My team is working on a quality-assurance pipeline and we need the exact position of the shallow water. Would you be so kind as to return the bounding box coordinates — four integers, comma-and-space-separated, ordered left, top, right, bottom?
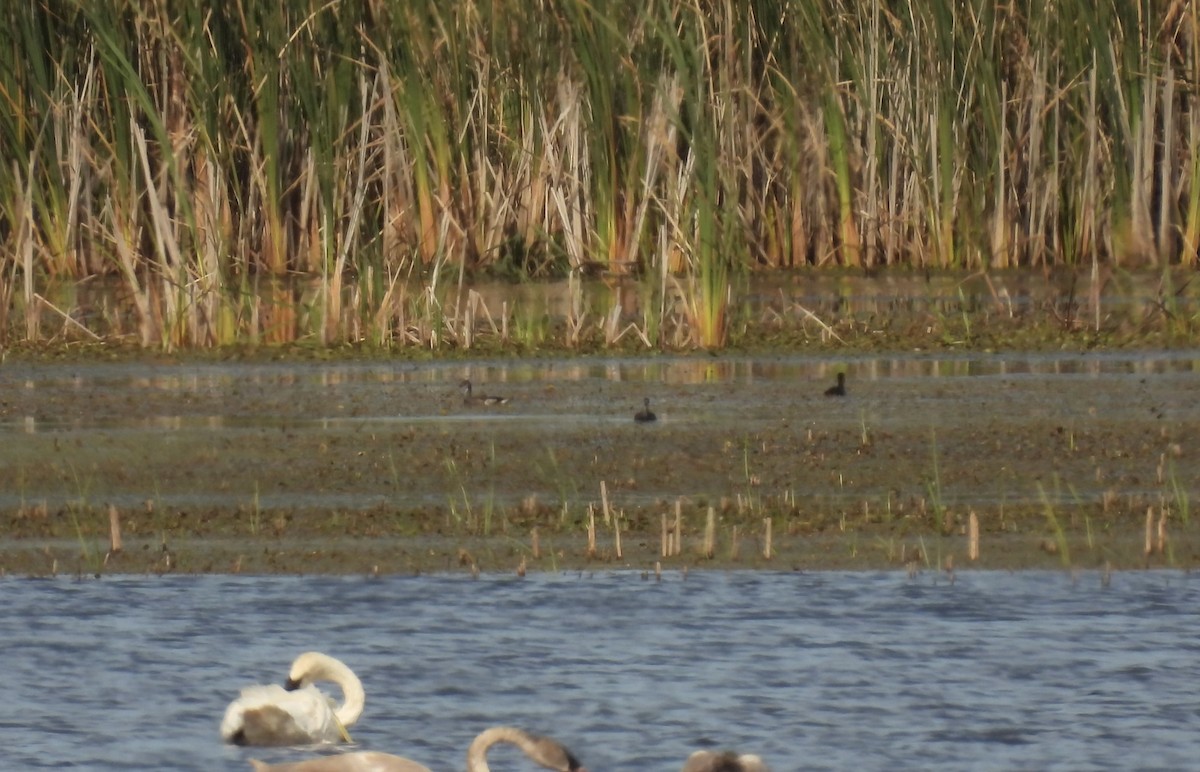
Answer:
1, 350, 1198, 513
4, 570, 1199, 771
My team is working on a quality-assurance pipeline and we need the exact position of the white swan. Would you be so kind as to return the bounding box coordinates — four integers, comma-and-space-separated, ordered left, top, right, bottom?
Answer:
248, 726, 587, 772
221, 652, 365, 746
681, 750, 771, 772
248, 753, 429, 772
466, 727, 586, 772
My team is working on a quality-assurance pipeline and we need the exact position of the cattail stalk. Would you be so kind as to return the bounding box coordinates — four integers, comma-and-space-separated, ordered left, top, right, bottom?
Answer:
703, 506, 715, 558
108, 504, 123, 554
673, 500, 683, 556
587, 506, 596, 558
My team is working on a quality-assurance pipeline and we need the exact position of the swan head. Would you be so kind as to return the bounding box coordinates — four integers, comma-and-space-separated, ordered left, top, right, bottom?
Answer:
284, 652, 346, 690
279, 652, 366, 734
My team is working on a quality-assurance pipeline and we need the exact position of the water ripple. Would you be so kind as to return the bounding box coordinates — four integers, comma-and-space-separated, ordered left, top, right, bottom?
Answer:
1, 571, 1198, 771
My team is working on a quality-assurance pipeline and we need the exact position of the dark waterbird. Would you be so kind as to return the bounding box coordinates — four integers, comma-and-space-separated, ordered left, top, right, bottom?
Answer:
824, 372, 847, 397
634, 397, 657, 423
460, 379, 509, 406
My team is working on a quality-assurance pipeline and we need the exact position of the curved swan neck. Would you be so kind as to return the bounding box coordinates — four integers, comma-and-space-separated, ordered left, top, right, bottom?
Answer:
289, 652, 365, 727
466, 727, 584, 772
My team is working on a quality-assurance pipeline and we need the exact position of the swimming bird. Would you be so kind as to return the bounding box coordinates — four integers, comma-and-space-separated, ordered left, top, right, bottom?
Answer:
221, 652, 365, 747
466, 727, 586, 772
681, 750, 771, 772
249, 753, 429, 772
248, 726, 587, 772
824, 372, 847, 397
634, 397, 656, 423
460, 379, 509, 406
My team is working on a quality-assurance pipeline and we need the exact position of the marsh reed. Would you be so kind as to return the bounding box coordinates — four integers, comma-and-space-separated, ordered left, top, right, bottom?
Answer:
107, 504, 122, 555
2, 0, 1197, 350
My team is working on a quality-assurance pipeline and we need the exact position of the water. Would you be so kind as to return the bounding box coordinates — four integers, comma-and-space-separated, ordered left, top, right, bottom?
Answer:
3, 570, 1198, 771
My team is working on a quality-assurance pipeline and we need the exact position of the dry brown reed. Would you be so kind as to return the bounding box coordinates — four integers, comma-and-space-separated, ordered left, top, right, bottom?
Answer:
673, 500, 683, 556
968, 511, 979, 561
600, 481, 611, 526
702, 507, 716, 559
3, 1, 1196, 351
586, 506, 597, 558
107, 504, 122, 555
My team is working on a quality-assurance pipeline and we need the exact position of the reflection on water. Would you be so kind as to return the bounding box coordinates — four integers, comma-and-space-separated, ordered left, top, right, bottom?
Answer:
2, 570, 1198, 771
0, 350, 1196, 514
4, 349, 1200, 427
14, 270, 1200, 353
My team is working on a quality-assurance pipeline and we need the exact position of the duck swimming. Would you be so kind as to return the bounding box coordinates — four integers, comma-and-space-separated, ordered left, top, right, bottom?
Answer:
824, 372, 847, 397
460, 379, 509, 406
634, 397, 656, 423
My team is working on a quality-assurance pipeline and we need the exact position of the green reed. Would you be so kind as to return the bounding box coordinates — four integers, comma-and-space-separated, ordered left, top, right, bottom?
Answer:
1, 0, 1197, 351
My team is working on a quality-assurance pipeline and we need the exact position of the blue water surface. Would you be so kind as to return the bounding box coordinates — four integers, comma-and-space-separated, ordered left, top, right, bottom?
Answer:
2, 570, 1198, 771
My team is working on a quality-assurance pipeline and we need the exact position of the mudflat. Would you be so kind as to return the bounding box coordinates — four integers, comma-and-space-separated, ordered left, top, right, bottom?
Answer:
1, 352, 1196, 576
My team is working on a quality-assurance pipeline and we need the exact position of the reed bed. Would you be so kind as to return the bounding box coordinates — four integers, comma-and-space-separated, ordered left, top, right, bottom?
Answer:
1, 0, 1197, 350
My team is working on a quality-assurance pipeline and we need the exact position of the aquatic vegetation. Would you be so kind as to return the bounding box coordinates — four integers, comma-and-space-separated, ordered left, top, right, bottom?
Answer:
1, 1, 1197, 351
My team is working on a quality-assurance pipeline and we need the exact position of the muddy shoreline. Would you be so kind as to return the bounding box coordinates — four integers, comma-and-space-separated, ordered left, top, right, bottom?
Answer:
1, 350, 1197, 577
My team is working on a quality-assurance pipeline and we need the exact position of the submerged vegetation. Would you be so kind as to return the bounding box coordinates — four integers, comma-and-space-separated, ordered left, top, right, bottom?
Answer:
0, 0, 1198, 350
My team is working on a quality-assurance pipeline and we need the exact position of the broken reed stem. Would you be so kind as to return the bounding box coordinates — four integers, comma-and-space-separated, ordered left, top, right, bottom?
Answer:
660, 512, 668, 557
1144, 506, 1154, 556
614, 512, 622, 559
1157, 507, 1167, 554
654, 560, 662, 580
108, 504, 123, 554
729, 525, 740, 561
600, 480, 611, 526
587, 505, 597, 558
531, 527, 540, 559
673, 499, 683, 556
763, 517, 773, 559
703, 506, 715, 558
517, 555, 526, 577
967, 510, 979, 561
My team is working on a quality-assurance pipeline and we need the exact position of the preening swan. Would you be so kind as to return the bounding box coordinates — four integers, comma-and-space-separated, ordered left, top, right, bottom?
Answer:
248, 727, 587, 772
221, 652, 365, 746
681, 750, 771, 772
